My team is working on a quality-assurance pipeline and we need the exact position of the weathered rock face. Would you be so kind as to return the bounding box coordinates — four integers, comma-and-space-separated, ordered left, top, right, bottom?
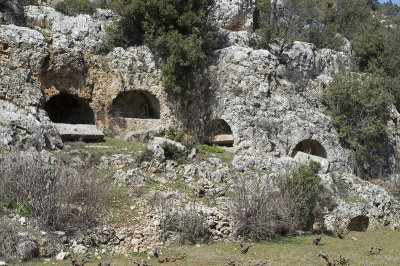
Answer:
0, 66, 62, 150
213, 0, 256, 31
24, 6, 114, 53
206, 42, 351, 170
322, 172, 400, 231
0, 24, 48, 73
0, 7, 175, 135
0, 0, 25, 25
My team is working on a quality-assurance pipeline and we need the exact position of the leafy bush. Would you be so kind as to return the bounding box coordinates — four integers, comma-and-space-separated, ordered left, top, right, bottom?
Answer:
54, 0, 96, 16
165, 126, 198, 149
252, 0, 372, 50
201, 144, 224, 153
322, 72, 393, 177
160, 209, 210, 245
0, 151, 107, 232
161, 142, 188, 164
21, 0, 38, 6
1, 199, 31, 217
109, 0, 222, 94
233, 161, 331, 240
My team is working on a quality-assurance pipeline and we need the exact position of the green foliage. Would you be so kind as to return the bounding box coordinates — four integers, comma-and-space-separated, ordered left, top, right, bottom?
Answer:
334, 0, 372, 40
251, 0, 374, 50
21, 0, 38, 6
322, 72, 393, 177
1, 199, 31, 217
161, 142, 188, 164
165, 126, 198, 149
109, 0, 222, 94
279, 161, 331, 229
201, 144, 224, 153
54, 0, 96, 16
233, 161, 331, 239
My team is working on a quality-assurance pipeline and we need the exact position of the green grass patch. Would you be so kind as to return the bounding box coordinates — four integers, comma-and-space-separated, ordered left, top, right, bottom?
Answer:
21, 228, 400, 265
201, 145, 224, 153
106, 186, 140, 227
84, 137, 147, 156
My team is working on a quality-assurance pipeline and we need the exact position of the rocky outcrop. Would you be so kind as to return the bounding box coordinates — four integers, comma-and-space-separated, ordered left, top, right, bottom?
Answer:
206, 42, 350, 170
0, 24, 48, 74
213, 0, 256, 31
24, 6, 114, 53
0, 66, 62, 150
322, 172, 400, 231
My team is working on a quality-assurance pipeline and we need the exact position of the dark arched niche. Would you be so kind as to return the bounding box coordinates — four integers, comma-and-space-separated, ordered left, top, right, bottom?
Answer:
207, 119, 234, 147
347, 216, 369, 232
110, 91, 160, 119
291, 139, 327, 158
44, 93, 95, 124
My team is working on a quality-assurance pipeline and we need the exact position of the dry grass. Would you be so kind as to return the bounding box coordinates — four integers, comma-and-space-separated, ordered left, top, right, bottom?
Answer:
22, 228, 400, 265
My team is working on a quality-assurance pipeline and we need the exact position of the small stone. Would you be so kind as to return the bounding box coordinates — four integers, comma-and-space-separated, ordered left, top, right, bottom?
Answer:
56, 251, 70, 261
351, 237, 358, 241
116, 233, 126, 240
131, 239, 142, 246
18, 217, 27, 226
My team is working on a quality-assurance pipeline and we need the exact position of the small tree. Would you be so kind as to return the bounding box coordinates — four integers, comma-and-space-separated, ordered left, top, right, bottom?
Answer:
109, 0, 222, 95
322, 72, 393, 177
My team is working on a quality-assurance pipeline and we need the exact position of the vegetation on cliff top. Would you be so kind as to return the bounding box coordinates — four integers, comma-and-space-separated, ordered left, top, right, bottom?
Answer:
108, 0, 222, 95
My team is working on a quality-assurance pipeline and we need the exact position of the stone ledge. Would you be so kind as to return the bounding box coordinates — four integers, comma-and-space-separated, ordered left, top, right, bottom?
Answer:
54, 123, 104, 142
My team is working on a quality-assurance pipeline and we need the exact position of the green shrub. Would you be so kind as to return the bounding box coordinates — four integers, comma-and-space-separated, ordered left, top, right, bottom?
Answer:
21, 0, 38, 6
201, 144, 224, 153
165, 126, 198, 149
1, 199, 31, 217
233, 161, 331, 240
54, 0, 96, 16
322, 72, 393, 177
161, 142, 188, 164
108, 0, 222, 95
279, 161, 331, 228
251, 0, 371, 50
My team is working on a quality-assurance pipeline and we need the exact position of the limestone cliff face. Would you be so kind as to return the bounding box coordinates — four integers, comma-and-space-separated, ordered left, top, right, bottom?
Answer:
1, 1, 400, 230
206, 42, 350, 171
0, 66, 62, 150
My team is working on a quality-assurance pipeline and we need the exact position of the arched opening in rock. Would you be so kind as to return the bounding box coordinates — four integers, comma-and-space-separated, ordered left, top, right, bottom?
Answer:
207, 119, 234, 147
291, 139, 327, 158
110, 91, 160, 119
347, 215, 369, 232
44, 93, 95, 124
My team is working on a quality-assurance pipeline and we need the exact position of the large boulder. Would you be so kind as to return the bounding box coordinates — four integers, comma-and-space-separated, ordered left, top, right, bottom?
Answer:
322, 172, 400, 231
0, 66, 62, 150
0, 25, 49, 74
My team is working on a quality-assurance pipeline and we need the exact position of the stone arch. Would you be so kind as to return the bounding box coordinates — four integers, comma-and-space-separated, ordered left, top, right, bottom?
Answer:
206, 119, 234, 147
44, 93, 95, 124
347, 215, 369, 232
110, 90, 160, 119
291, 139, 327, 158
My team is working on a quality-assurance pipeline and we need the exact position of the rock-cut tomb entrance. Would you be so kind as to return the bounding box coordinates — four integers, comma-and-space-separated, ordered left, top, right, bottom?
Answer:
207, 119, 234, 147
291, 139, 327, 158
44, 93, 95, 124
110, 90, 160, 119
